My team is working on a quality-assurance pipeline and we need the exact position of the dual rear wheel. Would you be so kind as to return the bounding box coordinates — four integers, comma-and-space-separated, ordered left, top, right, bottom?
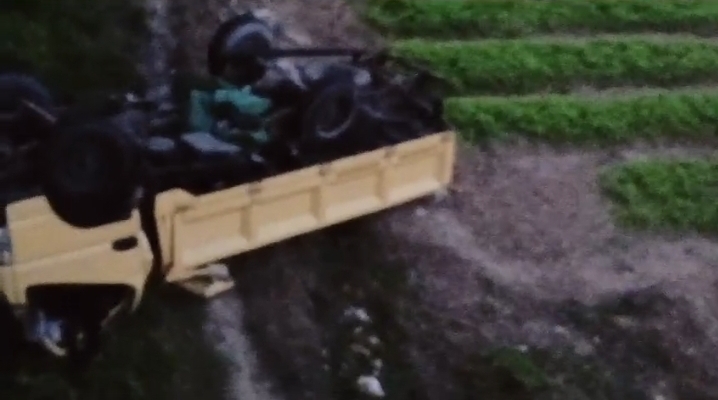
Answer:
0, 73, 140, 227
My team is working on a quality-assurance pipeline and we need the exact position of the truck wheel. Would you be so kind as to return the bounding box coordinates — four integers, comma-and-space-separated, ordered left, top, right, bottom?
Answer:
207, 13, 273, 78
301, 83, 359, 143
42, 122, 141, 228
0, 73, 55, 138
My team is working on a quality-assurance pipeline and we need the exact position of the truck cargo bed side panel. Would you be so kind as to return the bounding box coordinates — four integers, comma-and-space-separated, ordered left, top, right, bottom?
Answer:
158, 131, 456, 281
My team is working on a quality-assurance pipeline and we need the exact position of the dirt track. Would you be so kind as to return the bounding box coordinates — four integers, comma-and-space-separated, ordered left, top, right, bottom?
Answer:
166, 1, 718, 399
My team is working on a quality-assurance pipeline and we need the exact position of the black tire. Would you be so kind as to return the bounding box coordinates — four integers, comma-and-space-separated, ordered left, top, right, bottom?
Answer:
301, 83, 360, 144
356, 101, 425, 143
207, 13, 273, 78
41, 122, 141, 228
0, 73, 55, 139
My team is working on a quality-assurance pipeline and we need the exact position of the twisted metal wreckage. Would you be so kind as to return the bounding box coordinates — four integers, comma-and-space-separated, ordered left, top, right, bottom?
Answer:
0, 12, 456, 367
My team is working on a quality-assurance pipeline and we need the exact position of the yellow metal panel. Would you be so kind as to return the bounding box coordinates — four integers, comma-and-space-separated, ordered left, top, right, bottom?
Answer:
8, 235, 153, 308
157, 131, 457, 282
251, 166, 321, 200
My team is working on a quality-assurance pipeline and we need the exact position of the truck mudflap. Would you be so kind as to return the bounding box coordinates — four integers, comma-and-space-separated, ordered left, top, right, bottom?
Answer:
0, 195, 153, 309
155, 130, 456, 282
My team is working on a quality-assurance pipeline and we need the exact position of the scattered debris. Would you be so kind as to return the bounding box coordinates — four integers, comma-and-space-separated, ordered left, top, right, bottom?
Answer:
356, 375, 385, 398
343, 306, 372, 324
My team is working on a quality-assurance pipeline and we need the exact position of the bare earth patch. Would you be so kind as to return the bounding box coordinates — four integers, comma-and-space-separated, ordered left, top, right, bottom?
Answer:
381, 143, 718, 399
409, 143, 718, 303
169, 0, 381, 75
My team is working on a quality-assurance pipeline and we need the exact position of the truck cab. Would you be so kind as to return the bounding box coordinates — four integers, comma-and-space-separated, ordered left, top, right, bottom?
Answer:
0, 195, 153, 358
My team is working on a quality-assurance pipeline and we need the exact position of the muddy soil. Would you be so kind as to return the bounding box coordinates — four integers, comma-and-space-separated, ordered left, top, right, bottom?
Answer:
169, 0, 381, 76
165, 1, 718, 399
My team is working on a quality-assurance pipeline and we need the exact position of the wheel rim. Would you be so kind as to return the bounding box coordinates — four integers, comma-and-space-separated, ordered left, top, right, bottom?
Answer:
315, 94, 355, 140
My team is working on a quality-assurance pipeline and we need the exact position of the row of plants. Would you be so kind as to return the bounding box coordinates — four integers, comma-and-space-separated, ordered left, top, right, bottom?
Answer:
365, 0, 718, 39
394, 37, 718, 95
445, 90, 718, 144
600, 159, 718, 233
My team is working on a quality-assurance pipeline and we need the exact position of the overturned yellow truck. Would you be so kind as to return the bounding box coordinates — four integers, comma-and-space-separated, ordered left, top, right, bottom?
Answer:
2, 129, 455, 358
0, 12, 456, 364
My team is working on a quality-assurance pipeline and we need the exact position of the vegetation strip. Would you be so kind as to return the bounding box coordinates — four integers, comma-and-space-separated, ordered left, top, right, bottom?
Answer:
445, 90, 718, 144
365, 0, 718, 39
600, 159, 718, 233
393, 38, 718, 95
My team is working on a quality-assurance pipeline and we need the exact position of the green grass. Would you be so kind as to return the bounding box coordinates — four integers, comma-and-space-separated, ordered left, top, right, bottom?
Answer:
0, 0, 148, 98
600, 159, 718, 233
365, 0, 718, 39
445, 90, 718, 144
0, 291, 229, 400
393, 37, 718, 95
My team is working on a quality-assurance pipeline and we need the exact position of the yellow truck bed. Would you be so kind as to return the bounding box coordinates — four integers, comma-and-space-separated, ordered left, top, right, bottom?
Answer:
0, 130, 456, 308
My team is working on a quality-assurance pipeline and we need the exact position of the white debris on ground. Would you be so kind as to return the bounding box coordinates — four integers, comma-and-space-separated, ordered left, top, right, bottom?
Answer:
343, 306, 372, 324
357, 375, 385, 398
335, 304, 386, 398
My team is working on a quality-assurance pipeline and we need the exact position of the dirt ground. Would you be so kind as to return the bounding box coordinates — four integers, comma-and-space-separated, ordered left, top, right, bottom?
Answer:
382, 143, 718, 399
165, 1, 718, 399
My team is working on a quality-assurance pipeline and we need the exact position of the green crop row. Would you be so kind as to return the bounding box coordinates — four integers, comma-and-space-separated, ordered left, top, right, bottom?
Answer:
365, 0, 718, 39
393, 38, 718, 95
445, 90, 718, 144
600, 159, 718, 233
